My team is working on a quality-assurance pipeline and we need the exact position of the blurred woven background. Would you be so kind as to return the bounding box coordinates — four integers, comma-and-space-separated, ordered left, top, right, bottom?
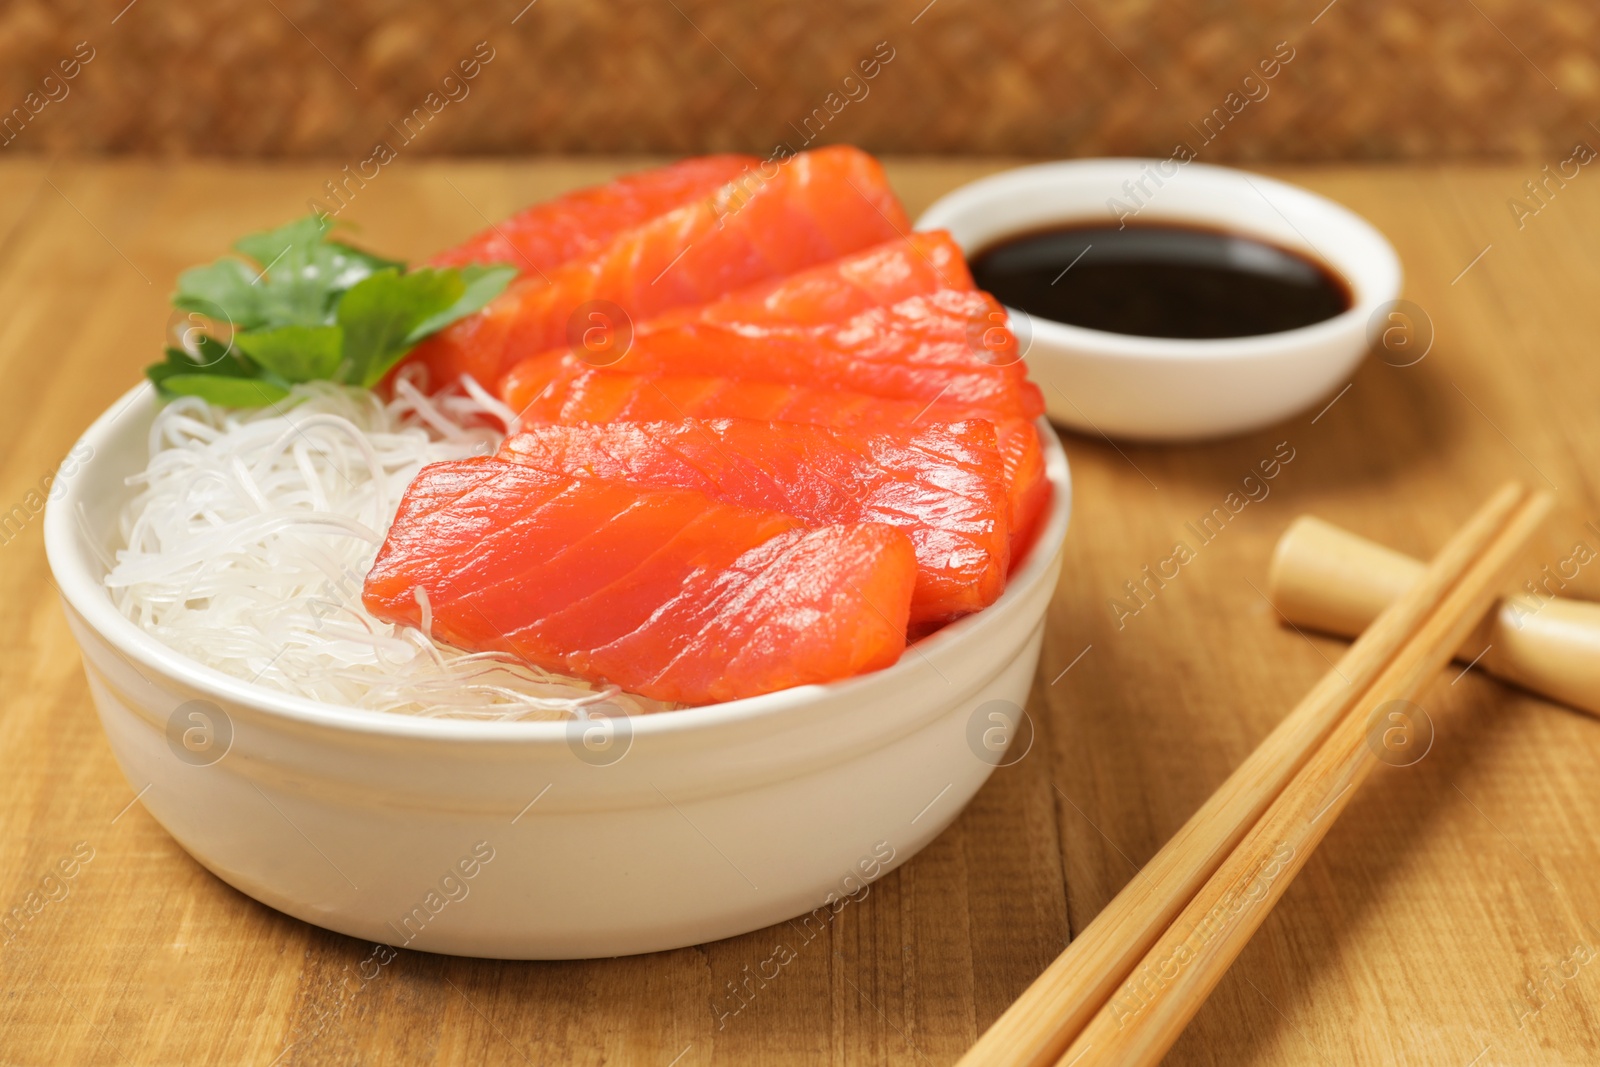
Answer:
0, 0, 1593, 160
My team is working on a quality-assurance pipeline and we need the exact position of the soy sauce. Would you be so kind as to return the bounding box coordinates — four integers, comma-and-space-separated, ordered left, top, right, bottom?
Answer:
970, 222, 1351, 339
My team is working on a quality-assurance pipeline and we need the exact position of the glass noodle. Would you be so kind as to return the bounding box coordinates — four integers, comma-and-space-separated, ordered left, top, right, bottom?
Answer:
104, 370, 670, 720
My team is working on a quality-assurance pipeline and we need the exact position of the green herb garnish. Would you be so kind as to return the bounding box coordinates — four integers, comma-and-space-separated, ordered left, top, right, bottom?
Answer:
146, 216, 515, 406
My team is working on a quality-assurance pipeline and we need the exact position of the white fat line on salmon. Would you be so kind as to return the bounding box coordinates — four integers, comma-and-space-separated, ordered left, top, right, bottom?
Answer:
649, 245, 694, 286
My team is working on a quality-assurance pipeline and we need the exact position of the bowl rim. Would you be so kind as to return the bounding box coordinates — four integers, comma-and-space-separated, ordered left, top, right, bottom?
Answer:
44, 383, 1073, 744
916, 157, 1403, 362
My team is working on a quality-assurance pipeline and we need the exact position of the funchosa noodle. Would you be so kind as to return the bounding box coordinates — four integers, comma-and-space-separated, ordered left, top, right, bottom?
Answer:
104, 370, 668, 720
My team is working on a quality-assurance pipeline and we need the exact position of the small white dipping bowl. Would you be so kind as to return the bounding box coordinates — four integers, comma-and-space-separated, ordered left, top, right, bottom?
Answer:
44, 384, 1072, 959
918, 159, 1403, 441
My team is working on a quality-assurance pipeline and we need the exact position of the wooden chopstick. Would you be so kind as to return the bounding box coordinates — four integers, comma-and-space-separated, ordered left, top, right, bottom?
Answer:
1054, 486, 1552, 1066
956, 482, 1536, 1067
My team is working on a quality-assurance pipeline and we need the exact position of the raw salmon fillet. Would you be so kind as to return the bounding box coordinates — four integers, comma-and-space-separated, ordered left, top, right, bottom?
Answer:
499, 419, 1009, 622
646, 230, 973, 330
501, 289, 1045, 421
425, 155, 756, 274
409, 146, 912, 389
510, 366, 1051, 566
362, 458, 917, 704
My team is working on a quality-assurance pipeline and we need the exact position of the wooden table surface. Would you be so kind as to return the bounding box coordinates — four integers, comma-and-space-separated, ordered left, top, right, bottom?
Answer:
2, 158, 1598, 1066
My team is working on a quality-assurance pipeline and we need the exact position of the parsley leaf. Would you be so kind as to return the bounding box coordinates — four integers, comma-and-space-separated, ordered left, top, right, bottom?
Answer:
147, 216, 514, 406
406, 265, 517, 344
147, 343, 292, 406
334, 265, 517, 388
233, 325, 346, 384
173, 258, 266, 331
158, 375, 293, 407
338, 268, 463, 388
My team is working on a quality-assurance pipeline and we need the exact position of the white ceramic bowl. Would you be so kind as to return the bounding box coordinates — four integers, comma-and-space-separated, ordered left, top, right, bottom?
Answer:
44, 385, 1072, 959
918, 159, 1403, 441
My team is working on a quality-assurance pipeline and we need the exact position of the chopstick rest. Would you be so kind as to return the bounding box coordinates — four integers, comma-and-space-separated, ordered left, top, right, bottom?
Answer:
957, 483, 1548, 1067
1268, 516, 1600, 717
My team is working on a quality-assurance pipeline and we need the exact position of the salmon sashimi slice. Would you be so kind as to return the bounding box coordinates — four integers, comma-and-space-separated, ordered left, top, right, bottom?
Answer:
645, 230, 973, 330
498, 418, 1009, 622
581, 518, 916, 705
996, 418, 1051, 565
509, 365, 1050, 567
501, 289, 1044, 421
425, 155, 756, 274
408, 145, 912, 390
362, 458, 916, 705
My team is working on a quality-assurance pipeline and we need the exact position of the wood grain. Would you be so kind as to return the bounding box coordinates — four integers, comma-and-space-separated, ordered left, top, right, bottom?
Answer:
1058, 486, 1551, 1066
1, 158, 1598, 1066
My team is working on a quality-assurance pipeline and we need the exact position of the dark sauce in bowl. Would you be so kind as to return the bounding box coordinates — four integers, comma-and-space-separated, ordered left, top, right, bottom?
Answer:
969, 222, 1352, 340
